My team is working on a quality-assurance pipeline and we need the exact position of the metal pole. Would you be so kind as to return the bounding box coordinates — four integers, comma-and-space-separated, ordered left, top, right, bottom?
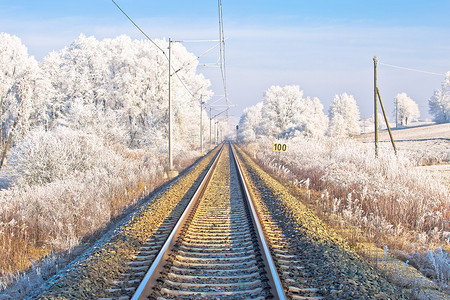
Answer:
215, 121, 218, 144
168, 38, 174, 170
373, 56, 379, 157
210, 107, 212, 145
200, 96, 203, 153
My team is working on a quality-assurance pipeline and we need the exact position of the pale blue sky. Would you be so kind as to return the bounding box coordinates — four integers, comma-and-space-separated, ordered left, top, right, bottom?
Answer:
1, 0, 449, 120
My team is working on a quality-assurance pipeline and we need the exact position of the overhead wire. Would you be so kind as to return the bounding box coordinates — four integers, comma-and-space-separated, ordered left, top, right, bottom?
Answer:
378, 61, 445, 77
111, 0, 166, 55
112, 0, 231, 119
175, 39, 221, 43
173, 41, 223, 75
171, 41, 227, 98
112, 0, 199, 98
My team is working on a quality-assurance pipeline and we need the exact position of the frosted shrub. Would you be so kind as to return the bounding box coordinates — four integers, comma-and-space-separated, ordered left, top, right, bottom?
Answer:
242, 136, 450, 288
425, 249, 450, 289
9, 127, 120, 187
0, 142, 170, 288
18, 175, 110, 249
402, 248, 450, 292
243, 136, 449, 246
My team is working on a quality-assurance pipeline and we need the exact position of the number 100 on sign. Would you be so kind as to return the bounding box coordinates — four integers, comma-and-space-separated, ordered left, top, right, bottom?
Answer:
273, 142, 287, 152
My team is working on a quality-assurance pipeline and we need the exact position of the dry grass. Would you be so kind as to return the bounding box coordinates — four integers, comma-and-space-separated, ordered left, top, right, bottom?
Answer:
240, 134, 450, 292
0, 172, 158, 280
0, 146, 203, 290
356, 122, 450, 165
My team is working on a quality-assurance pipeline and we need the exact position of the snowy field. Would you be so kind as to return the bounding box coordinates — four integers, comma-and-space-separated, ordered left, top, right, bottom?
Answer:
356, 123, 450, 185
357, 122, 450, 142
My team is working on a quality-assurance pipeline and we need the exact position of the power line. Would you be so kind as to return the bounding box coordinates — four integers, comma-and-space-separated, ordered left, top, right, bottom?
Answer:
378, 61, 445, 77
173, 41, 222, 75
112, 0, 229, 112
111, 0, 195, 98
111, 0, 165, 54
175, 39, 221, 43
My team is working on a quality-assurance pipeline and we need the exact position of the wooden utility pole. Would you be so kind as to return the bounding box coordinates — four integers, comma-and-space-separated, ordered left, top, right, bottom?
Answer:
373, 56, 379, 157
373, 56, 397, 156
377, 88, 397, 155
168, 38, 173, 171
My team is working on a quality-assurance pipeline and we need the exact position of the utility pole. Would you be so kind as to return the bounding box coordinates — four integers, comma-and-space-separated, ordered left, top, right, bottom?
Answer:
373, 56, 379, 157
215, 120, 218, 144
373, 56, 397, 156
209, 106, 212, 146
167, 38, 178, 177
377, 88, 397, 155
200, 95, 204, 154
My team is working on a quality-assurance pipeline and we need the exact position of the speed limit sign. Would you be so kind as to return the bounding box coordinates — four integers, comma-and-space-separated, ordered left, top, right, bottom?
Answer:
273, 142, 287, 152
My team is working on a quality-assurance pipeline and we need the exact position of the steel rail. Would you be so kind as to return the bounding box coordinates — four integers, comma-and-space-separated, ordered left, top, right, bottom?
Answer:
131, 144, 224, 300
131, 142, 286, 299
230, 143, 287, 300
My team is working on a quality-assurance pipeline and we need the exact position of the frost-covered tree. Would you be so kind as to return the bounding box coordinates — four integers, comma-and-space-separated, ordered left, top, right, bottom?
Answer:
289, 96, 328, 138
0, 33, 48, 168
429, 72, 450, 123
328, 93, 361, 137
259, 85, 328, 139
1, 33, 213, 183
40, 34, 212, 149
395, 92, 420, 126
259, 85, 302, 137
238, 102, 263, 143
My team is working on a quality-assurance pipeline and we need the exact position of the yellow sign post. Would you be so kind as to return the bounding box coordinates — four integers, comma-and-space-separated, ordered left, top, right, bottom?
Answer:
273, 142, 287, 172
273, 142, 287, 152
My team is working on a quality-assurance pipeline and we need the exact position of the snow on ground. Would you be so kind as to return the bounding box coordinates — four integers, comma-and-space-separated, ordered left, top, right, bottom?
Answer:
358, 122, 450, 141
417, 164, 450, 188
356, 123, 450, 165
356, 122, 450, 186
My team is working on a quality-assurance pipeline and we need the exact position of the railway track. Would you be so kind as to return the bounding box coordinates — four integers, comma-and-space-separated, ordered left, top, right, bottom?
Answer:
102, 143, 285, 299
96, 142, 405, 300
31, 142, 405, 299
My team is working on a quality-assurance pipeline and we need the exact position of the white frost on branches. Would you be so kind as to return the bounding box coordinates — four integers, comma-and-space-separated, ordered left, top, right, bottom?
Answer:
0, 33, 47, 142
237, 102, 263, 143
328, 93, 361, 137
429, 72, 450, 123
0, 32, 213, 185
395, 92, 420, 126
40, 34, 212, 149
238, 85, 328, 142
0, 32, 214, 264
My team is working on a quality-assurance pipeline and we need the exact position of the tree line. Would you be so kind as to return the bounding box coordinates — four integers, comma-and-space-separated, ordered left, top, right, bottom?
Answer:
238, 75, 450, 143
0, 33, 214, 185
